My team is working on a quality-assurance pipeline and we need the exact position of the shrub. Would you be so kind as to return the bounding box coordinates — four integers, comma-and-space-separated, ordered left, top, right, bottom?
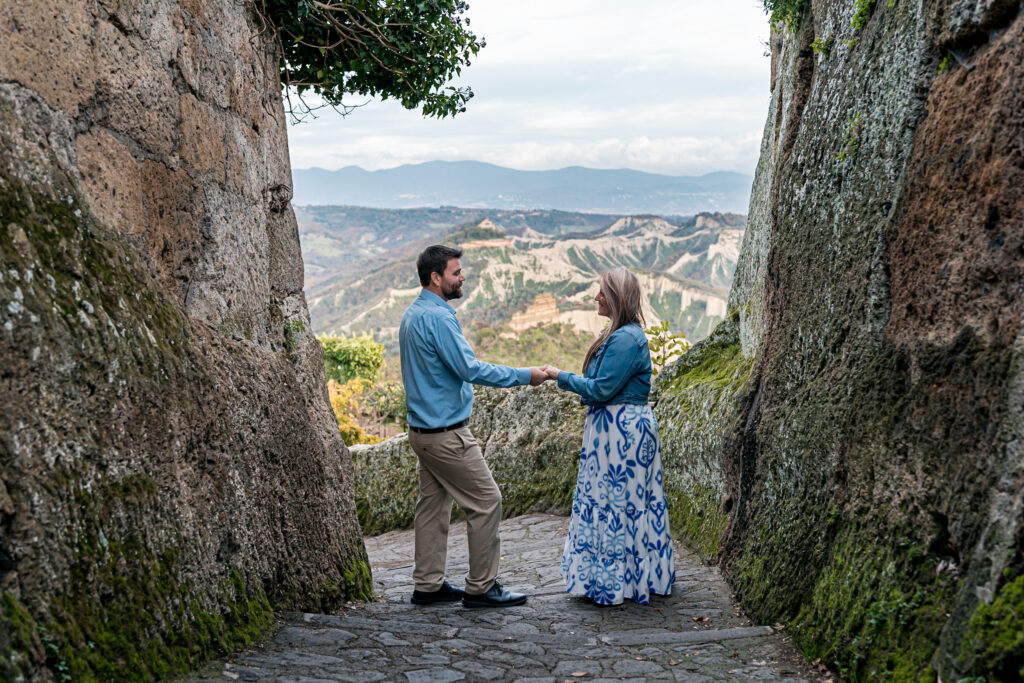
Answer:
762, 0, 810, 31
328, 378, 381, 446
319, 333, 385, 383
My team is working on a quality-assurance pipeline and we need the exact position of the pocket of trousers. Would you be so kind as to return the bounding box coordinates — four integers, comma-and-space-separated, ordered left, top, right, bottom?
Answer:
453, 427, 478, 454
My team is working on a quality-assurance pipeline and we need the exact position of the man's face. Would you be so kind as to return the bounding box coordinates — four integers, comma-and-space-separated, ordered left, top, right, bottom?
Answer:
438, 258, 465, 300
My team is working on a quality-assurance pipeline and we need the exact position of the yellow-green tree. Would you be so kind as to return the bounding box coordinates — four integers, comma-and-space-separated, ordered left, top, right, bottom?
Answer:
646, 320, 691, 375
319, 332, 406, 444
327, 378, 381, 446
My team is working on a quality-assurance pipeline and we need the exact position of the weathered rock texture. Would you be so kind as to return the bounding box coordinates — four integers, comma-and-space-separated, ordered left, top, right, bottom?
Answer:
650, 312, 753, 562
660, 0, 1024, 679
0, 1, 369, 679
352, 383, 586, 536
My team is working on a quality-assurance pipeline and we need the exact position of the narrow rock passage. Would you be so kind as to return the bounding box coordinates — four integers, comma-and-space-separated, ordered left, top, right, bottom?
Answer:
193, 515, 824, 682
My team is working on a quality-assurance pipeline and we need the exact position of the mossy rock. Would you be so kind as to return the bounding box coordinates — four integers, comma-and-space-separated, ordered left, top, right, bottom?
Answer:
957, 574, 1024, 679
653, 312, 753, 561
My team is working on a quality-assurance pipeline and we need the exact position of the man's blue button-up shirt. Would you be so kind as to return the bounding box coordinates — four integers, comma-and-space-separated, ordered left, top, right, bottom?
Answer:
400, 290, 530, 429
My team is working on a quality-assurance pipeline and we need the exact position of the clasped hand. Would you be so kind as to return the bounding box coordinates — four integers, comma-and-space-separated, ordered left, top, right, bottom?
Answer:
528, 364, 562, 386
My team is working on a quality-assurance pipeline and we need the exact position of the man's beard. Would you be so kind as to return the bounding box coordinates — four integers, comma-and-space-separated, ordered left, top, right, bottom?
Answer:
442, 282, 463, 300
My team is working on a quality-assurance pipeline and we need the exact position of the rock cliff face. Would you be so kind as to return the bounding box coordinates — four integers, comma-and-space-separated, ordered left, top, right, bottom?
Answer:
659, 0, 1024, 678
0, 1, 368, 679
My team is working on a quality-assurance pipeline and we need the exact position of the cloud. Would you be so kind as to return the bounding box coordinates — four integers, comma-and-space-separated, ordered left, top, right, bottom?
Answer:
286, 0, 773, 177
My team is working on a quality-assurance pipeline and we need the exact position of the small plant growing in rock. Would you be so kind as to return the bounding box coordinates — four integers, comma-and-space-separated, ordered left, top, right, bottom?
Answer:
39, 628, 71, 683
938, 52, 953, 75
811, 36, 835, 56
850, 0, 897, 32
283, 319, 305, 350
761, 0, 810, 31
835, 112, 864, 162
851, 0, 878, 30
646, 320, 691, 376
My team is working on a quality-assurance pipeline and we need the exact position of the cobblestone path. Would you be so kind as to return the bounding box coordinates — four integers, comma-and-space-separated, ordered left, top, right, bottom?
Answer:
193, 515, 824, 682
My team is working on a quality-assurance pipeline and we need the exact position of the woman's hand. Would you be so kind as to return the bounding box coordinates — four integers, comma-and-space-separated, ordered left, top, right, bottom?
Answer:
541, 365, 561, 380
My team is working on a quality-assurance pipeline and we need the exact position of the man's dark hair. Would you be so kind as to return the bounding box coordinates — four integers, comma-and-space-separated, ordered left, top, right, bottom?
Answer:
417, 245, 463, 287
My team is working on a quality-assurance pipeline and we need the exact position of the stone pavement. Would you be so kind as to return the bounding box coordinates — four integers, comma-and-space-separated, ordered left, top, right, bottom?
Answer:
192, 515, 826, 682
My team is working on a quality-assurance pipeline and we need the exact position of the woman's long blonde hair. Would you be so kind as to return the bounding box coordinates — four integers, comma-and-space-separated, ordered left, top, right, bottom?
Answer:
582, 267, 646, 372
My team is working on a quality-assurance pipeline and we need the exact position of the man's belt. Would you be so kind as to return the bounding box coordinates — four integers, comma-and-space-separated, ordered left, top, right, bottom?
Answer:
409, 419, 469, 434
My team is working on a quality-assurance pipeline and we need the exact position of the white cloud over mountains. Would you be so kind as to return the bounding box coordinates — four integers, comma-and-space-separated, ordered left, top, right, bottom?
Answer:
286, 0, 772, 177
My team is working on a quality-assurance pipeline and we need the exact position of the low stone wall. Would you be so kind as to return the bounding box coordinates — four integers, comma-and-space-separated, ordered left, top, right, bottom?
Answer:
352, 383, 586, 535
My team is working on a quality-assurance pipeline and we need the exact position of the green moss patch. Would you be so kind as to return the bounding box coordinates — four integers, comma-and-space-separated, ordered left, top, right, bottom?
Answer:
2, 534, 276, 683
668, 484, 730, 560
342, 559, 376, 603
786, 521, 957, 680
1, 593, 43, 680
655, 312, 753, 560
957, 574, 1024, 679
665, 341, 753, 395
48, 478, 278, 681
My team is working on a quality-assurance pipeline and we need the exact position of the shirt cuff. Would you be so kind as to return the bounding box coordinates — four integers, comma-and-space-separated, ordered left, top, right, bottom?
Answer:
557, 371, 573, 390
516, 367, 532, 385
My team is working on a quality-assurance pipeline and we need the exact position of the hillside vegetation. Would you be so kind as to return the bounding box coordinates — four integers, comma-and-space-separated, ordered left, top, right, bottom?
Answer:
304, 211, 744, 357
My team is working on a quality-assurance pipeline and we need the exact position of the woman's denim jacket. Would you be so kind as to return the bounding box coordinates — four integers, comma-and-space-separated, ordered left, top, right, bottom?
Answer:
557, 322, 651, 407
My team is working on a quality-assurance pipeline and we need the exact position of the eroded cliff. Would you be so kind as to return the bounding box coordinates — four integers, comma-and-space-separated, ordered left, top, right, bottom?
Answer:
660, 0, 1023, 678
0, 1, 368, 679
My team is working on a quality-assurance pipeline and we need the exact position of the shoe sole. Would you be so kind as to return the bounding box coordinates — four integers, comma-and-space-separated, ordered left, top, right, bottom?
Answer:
461, 597, 528, 608
410, 596, 464, 605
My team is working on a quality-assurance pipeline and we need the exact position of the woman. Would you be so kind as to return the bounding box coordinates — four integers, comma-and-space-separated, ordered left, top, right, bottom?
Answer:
542, 267, 675, 605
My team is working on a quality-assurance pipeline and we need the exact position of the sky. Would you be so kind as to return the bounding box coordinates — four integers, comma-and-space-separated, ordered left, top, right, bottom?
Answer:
285, 0, 773, 177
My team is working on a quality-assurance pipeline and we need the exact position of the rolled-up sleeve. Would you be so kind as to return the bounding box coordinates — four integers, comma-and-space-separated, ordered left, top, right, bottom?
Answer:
434, 314, 531, 387
557, 331, 640, 403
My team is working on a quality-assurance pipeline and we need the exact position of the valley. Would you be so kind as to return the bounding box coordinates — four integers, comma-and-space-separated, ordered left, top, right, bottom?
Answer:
299, 208, 745, 358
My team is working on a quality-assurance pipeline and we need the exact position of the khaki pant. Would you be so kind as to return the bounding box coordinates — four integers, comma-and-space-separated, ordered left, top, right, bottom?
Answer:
407, 426, 501, 596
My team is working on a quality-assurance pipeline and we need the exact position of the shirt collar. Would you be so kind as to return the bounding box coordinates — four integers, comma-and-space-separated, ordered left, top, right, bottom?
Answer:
418, 289, 456, 313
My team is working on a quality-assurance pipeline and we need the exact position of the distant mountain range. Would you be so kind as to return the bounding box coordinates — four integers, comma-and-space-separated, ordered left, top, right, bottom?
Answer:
291, 161, 753, 215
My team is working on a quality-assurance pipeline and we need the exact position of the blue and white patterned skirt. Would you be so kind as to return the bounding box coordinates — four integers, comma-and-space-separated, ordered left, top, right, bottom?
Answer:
561, 403, 675, 605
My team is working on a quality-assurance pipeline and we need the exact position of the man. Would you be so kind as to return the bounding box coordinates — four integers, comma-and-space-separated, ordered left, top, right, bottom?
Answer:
399, 245, 547, 608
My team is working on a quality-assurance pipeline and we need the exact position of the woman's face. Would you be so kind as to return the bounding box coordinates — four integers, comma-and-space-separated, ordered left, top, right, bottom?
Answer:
596, 287, 611, 318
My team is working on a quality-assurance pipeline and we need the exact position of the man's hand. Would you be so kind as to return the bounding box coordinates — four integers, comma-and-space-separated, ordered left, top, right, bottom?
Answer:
541, 364, 561, 380
529, 367, 550, 386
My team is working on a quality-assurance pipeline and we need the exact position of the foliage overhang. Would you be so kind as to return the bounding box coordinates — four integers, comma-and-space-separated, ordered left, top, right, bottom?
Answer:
254, 0, 485, 119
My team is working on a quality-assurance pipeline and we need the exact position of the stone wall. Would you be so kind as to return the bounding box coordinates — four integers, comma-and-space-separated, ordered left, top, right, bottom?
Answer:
662, 0, 1024, 679
352, 383, 585, 536
0, 1, 368, 679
